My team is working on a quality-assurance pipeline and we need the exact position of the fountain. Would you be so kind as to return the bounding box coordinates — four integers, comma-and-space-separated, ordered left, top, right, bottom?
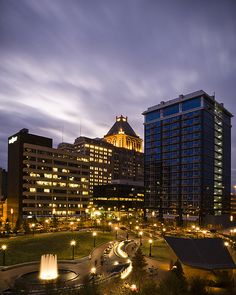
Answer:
39, 254, 58, 280
13, 254, 78, 291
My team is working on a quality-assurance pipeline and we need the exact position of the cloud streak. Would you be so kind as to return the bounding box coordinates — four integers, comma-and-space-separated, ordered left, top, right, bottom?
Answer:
0, 0, 236, 186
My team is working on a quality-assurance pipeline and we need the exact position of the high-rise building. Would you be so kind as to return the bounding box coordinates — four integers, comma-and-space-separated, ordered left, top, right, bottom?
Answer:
0, 167, 7, 200
73, 137, 113, 194
59, 115, 144, 195
104, 115, 143, 152
143, 90, 232, 224
8, 129, 89, 220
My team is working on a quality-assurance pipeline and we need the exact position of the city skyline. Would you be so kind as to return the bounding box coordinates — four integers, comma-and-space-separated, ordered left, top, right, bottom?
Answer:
1, 0, 236, 185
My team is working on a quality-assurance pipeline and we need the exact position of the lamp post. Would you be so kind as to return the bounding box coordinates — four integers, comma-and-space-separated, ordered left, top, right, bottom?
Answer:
70, 240, 76, 260
162, 227, 166, 236
129, 221, 132, 230
91, 267, 96, 284
126, 231, 129, 240
31, 223, 35, 236
135, 225, 139, 236
139, 231, 143, 245
93, 232, 97, 247
149, 239, 153, 257
1, 244, 7, 266
115, 226, 118, 240
10, 208, 14, 227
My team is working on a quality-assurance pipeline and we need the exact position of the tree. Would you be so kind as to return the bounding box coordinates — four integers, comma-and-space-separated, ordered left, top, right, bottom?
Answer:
157, 271, 188, 295
171, 259, 184, 280
13, 218, 22, 233
131, 247, 147, 290
22, 219, 30, 234
4, 217, 11, 234
79, 274, 101, 295
52, 214, 59, 230
140, 280, 159, 295
188, 277, 208, 295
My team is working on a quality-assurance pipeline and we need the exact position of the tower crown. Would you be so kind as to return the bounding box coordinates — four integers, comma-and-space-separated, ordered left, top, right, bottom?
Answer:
105, 115, 138, 138
104, 115, 142, 152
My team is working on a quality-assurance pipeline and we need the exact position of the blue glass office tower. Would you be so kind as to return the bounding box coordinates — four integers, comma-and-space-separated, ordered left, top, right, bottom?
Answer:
143, 90, 232, 225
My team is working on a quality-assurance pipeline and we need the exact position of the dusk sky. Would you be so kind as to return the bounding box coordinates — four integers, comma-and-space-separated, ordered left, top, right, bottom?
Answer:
1, 0, 236, 185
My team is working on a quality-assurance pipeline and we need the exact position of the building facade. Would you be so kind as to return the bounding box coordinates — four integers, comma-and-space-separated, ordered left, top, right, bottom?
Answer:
104, 115, 143, 152
143, 90, 232, 224
93, 183, 144, 212
0, 167, 7, 200
8, 129, 89, 220
73, 137, 113, 194
59, 115, 144, 195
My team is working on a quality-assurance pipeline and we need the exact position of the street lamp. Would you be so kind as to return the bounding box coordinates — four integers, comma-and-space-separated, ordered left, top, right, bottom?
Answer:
162, 228, 166, 235
70, 240, 76, 260
93, 232, 97, 247
224, 241, 229, 247
130, 284, 137, 292
1, 244, 7, 266
139, 231, 143, 245
129, 222, 132, 230
149, 239, 153, 257
10, 208, 14, 227
90, 267, 96, 283
31, 223, 35, 236
115, 226, 118, 239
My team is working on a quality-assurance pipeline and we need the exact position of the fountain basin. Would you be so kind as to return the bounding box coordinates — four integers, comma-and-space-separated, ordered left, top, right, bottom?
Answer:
16, 269, 78, 285
14, 269, 78, 291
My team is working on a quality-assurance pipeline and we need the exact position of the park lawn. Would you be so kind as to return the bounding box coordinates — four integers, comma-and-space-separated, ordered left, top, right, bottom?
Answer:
0, 231, 114, 266
142, 238, 172, 262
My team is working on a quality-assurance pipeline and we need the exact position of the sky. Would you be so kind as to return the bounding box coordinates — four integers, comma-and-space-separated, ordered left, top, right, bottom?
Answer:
0, 0, 236, 185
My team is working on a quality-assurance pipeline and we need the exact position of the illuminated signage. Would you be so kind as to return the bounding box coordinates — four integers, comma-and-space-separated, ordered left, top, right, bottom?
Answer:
9, 136, 18, 144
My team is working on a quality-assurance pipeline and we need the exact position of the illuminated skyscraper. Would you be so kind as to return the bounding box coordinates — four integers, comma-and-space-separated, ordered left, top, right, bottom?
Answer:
143, 90, 232, 225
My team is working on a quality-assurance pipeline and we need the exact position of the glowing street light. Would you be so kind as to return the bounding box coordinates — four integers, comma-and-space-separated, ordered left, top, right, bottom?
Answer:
162, 228, 166, 235
70, 240, 76, 260
31, 223, 35, 236
1, 244, 7, 266
224, 241, 229, 247
92, 232, 97, 247
10, 208, 14, 226
129, 221, 132, 230
149, 239, 153, 257
90, 267, 96, 283
130, 284, 137, 292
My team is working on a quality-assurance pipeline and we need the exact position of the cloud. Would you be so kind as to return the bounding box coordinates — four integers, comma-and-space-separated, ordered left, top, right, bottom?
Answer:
0, 0, 236, 185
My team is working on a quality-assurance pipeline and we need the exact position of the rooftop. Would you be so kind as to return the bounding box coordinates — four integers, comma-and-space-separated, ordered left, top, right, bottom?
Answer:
143, 90, 233, 117
165, 236, 235, 270
105, 115, 139, 138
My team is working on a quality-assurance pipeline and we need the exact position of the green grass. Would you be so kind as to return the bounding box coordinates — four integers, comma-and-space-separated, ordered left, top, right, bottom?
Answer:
141, 238, 172, 262
0, 231, 114, 266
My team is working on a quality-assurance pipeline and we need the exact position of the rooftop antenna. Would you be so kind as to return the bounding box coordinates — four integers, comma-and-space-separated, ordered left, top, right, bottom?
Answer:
61, 125, 64, 143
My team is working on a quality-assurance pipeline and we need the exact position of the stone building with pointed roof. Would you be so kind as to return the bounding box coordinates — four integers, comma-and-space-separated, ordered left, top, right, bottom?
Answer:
104, 115, 143, 152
